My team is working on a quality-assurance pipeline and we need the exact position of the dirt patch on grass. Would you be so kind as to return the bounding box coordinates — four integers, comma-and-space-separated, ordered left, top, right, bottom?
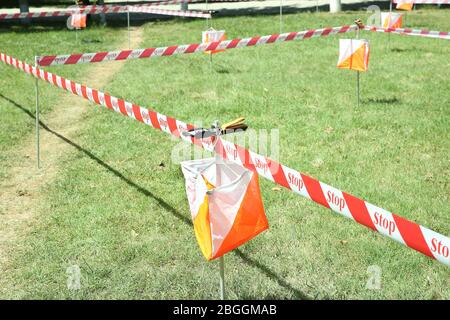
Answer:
0, 28, 144, 277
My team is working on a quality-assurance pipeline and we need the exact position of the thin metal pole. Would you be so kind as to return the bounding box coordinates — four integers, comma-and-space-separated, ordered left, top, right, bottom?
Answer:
219, 256, 225, 300
316, 0, 319, 13
206, 0, 210, 29
34, 56, 40, 168
388, 0, 392, 48
357, 70, 360, 108
355, 29, 360, 108
127, 2, 130, 49
213, 132, 225, 301
279, 0, 283, 34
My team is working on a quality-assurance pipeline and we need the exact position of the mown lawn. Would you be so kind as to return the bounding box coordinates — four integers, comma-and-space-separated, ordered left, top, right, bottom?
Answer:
0, 9, 449, 299
0, 24, 128, 180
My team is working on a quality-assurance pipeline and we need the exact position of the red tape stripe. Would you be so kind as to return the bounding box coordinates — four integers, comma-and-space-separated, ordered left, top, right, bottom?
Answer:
343, 192, 377, 231
393, 214, 434, 258
301, 174, 330, 209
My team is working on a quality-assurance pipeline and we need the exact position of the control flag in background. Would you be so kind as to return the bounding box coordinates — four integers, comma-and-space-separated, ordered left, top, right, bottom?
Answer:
381, 12, 403, 28
202, 29, 227, 55
396, 2, 414, 11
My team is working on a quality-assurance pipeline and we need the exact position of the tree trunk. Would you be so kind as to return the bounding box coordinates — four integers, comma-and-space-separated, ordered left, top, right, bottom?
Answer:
19, 0, 30, 25
329, 0, 341, 13
19, 0, 29, 13
181, 0, 189, 11
97, 0, 106, 25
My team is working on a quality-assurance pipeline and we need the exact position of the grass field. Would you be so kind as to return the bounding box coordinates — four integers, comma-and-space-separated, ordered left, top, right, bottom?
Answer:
0, 25, 128, 180
0, 8, 449, 299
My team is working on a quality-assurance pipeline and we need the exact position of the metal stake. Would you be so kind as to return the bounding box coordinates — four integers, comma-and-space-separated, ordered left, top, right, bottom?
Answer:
219, 255, 225, 300
206, 0, 210, 29
355, 29, 360, 108
209, 52, 213, 70
34, 56, 40, 168
279, 0, 283, 34
357, 70, 360, 108
388, 0, 392, 48
213, 138, 225, 301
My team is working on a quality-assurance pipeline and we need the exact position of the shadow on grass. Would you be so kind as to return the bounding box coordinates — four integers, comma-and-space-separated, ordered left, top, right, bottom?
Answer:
366, 97, 400, 104
389, 47, 421, 53
0, 92, 310, 300
233, 248, 310, 299
215, 67, 231, 74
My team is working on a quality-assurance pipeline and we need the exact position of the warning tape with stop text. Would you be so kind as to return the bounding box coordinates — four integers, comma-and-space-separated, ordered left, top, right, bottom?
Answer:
1, 51, 448, 267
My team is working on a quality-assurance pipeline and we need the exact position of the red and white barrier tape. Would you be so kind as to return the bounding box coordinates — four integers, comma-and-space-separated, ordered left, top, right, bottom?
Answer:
74, 0, 242, 10
128, 6, 211, 18
364, 26, 450, 40
1, 51, 448, 267
393, 0, 449, 4
76, 1, 192, 10
0, 10, 71, 20
36, 25, 358, 66
0, 4, 209, 21
207, 0, 257, 1
0, 5, 128, 20
72, 0, 252, 12
194, 0, 255, 2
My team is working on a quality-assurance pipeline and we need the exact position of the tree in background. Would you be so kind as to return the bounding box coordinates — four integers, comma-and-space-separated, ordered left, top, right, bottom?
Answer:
19, 0, 29, 13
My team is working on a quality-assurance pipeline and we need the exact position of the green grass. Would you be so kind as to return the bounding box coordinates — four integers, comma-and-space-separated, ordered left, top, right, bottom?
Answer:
0, 9, 449, 299
0, 24, 128, 180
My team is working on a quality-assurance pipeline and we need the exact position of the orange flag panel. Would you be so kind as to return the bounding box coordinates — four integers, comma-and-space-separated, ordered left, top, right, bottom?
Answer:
337, 39, 370, 72
396, 2, 414, 11
202, 29, 227, 55
182, 158, 269, 261
70, 14, 87, 29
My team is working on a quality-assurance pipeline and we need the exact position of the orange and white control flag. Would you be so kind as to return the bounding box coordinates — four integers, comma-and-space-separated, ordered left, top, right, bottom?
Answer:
381, 12, 403, 29
70, 13, 87, 29
202, 29, 226, 55
337, 39, 370, 72
396, 2, 414, 11
181, 158, 269, 261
